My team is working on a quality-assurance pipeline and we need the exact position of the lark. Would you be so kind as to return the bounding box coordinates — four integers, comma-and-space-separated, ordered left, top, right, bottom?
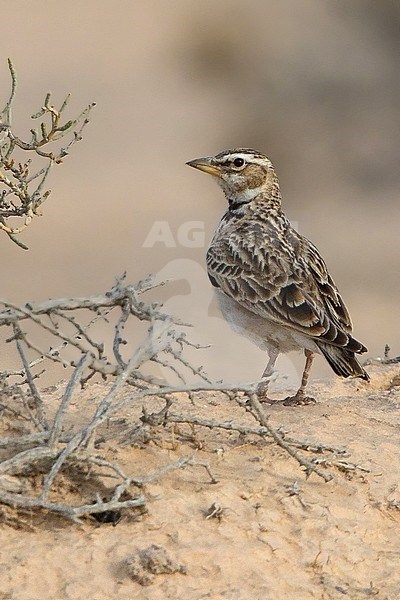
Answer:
187, 148, 369, 405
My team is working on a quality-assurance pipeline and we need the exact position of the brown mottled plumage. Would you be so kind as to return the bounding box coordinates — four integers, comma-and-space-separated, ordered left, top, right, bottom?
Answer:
187, 148, 369, 405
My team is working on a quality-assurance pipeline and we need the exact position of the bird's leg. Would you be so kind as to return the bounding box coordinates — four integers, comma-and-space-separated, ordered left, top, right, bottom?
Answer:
283, 349, 317, 406
298, 349, 314, 394
256, 347, 279, 402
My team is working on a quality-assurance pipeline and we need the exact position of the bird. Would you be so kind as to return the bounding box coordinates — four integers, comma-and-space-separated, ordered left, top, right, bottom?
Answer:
186, 148, 369, 405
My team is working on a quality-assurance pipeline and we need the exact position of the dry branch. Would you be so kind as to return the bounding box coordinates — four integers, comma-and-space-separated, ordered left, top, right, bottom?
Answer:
245, 394, 333, 482
164, 413, 347, 455
0, 59, 95, 247
0, 275, 351, 522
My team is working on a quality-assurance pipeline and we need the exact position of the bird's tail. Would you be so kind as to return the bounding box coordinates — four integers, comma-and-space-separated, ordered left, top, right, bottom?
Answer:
317, 342, 370, 381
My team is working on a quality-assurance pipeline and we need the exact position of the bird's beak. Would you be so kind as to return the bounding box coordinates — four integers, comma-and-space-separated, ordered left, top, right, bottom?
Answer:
186, 156, 221, 177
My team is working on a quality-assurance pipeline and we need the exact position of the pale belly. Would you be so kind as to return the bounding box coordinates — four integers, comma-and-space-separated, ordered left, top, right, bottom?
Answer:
214, 289, 319, 356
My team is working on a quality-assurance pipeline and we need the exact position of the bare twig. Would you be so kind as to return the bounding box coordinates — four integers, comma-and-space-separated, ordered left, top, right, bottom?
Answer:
0, 59, 94, 247
13, 323, 48, 429
0, 275, 352, 522
0, 488, 146, 524
246, 394, 333, 482
165, 413, 346, 455
47, 353, 91, 448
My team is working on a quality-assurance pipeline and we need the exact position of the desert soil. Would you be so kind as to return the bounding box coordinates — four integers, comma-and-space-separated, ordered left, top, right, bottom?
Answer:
0, 363, 400, 600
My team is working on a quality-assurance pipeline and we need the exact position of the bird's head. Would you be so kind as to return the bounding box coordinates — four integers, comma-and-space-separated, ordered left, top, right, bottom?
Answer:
186, 148, 281, 208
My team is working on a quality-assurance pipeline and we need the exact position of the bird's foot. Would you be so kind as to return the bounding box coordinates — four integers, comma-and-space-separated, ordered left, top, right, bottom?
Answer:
255, 379, 276, 403
257, 395, 277, 404
282, 393, 316, 406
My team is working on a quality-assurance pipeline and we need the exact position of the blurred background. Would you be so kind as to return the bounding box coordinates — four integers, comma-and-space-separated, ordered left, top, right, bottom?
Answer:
1, 0, 399, 388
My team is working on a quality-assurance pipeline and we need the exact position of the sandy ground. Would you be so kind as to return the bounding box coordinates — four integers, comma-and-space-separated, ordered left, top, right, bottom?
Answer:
0, 362, 400, 600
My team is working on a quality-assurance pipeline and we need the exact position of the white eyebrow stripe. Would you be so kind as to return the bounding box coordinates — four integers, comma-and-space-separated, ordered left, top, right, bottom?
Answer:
218, 153, 254, 162
217, 153, 273, 168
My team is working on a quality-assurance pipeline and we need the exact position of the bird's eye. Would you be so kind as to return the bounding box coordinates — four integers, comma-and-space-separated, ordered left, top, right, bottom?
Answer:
233, 157, 245, 168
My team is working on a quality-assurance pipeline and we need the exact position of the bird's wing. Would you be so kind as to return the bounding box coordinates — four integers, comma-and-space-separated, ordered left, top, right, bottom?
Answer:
207, 227, 365, 352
